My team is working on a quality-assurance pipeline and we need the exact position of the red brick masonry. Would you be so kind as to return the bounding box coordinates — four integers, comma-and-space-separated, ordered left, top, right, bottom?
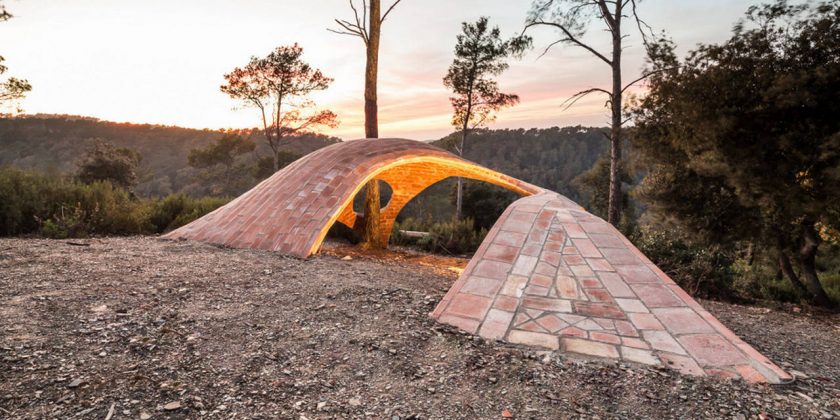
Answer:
164, 139, 538, 256
165, 139, 791, 384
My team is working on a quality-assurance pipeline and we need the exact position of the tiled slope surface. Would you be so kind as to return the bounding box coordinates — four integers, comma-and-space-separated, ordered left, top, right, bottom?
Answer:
431, 191, 792, 384
163, 139, 540, 257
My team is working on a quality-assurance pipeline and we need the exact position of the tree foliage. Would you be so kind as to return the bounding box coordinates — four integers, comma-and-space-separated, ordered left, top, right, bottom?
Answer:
0, 4, 31, 112
632, 0, 840, 306
221, 44, 338, 171
76, 140, 142, 191
573, 153, 634, 230
444, 17, 527, 139
443, 16, 528, 219
187, 134, 258, 196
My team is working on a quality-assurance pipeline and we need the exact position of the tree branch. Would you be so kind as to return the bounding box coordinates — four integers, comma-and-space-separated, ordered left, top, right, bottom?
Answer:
328, 0, 369, 43
327, 19, 365, 38
630, 0, 655, 49
381, 0, 403, 22
620, 66, 678, 93
596, 0, 617, 33
524, 20, 612, 65
560, 87, 611, 112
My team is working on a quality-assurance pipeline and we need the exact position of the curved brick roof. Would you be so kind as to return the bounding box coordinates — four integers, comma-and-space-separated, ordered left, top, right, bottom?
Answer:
163, 138, 541, 256
165, 138, 791, 383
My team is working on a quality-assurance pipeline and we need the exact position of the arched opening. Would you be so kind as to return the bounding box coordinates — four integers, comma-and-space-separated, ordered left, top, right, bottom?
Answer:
321, 156, 538, 252
396, 178, 519, 230
388, 177, 521, 254
312, 153, 541, 257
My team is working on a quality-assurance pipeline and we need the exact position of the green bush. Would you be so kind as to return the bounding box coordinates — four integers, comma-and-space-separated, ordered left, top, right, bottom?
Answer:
0, 167, 228, 238
631, 229, 735, 299
148, 194, 230, 232
823, 273, 840, 305
729, 258, 800, 304
393, 217, 487, 255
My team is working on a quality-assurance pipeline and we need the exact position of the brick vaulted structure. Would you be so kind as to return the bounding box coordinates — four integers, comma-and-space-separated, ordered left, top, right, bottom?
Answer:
165, 138, 792, 384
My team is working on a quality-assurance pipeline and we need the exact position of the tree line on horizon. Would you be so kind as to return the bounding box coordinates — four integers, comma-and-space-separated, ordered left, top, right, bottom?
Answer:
1, 0, 839, 307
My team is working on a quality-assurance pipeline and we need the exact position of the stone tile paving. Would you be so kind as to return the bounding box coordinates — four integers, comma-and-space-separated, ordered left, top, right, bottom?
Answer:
431, 191, 792, 384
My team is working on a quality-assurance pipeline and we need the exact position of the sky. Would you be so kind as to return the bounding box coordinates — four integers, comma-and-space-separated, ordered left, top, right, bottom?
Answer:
0, 0, 760, 140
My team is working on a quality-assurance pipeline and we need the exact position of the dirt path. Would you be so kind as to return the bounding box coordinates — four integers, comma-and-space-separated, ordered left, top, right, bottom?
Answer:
1, 237, 838, 419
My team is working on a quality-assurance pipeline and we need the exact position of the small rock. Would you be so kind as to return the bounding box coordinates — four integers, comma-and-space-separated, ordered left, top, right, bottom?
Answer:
163, 401, 181, 411
349, 397, 362, 407
341, 256, 353, 261
791, 370, 810, 379
67, 378, 85, 388
317, 401, 327, 411
502, 408, 513, 418
140, 413, 151, 420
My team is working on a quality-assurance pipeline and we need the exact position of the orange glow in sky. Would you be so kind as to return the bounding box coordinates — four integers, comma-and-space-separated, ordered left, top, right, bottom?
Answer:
1, 0, 756, 140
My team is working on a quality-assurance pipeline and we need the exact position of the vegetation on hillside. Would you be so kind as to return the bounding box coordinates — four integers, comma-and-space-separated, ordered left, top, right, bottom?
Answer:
0, 115, 339, 197
0, 166, 228, 238
523, 0, 655, 227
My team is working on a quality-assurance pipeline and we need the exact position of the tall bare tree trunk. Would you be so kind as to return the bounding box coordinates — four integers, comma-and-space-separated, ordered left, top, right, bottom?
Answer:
362, 0, 385, 249
798, 220, 833, 307
606, 2, 622, 227
455, 127, 467, 220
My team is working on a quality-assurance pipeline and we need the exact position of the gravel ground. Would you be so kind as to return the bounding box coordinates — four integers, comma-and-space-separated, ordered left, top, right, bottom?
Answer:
0, 237, 838, 419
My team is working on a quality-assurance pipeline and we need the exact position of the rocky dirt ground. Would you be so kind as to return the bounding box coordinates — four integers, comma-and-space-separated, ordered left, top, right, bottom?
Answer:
1, 237, 838, 419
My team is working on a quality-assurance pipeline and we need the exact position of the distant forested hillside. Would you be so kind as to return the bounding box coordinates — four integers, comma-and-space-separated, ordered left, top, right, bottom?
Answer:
0, 116, 607, 203
0, 115, 339, 196
434, 126, 609, 198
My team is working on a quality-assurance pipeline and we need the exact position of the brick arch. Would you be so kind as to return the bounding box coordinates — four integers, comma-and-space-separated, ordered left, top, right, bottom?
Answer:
163, 138, 542, 257
333, 156, 543, 248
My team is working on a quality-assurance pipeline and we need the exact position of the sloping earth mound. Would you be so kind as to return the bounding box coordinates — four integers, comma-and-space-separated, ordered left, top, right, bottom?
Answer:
0, 237, 838, 419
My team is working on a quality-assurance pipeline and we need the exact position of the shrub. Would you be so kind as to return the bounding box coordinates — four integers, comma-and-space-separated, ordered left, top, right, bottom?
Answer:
393, 217, 486, 255
148, 194, 230, 233
729, 258, 800, 304
0, 167, 54, 235
0, 167, 228, 238
631, 228, 735, 299
823, 273, 840, 305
